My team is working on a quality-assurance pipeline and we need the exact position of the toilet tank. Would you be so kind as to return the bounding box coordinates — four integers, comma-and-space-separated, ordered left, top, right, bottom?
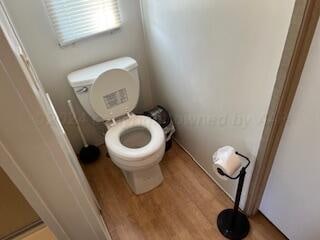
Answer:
68, 57, 139, 122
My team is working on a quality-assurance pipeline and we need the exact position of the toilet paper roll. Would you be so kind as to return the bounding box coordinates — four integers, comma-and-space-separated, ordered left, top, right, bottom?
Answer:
213, 146, 241, 179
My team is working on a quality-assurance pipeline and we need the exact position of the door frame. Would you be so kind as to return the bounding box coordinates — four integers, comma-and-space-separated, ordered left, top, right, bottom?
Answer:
0, 3, 112, 239
245, 0, 320, 215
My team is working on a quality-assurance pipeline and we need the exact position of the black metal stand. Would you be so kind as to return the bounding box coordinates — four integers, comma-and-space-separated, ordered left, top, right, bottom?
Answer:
216, 152, 251, 240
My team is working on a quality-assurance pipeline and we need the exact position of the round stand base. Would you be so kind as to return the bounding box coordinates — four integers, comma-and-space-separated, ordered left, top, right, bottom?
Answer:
217, 209, 250, 240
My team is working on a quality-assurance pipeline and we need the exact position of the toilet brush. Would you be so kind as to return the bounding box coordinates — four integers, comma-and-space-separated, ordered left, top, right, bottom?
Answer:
68, 100, 100, 163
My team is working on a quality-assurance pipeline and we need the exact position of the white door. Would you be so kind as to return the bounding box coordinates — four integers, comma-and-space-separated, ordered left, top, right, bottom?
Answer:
260, 20, 320, 240
45, 93, 102, 213
0, 2, 101, 215
0, 4, 108, 238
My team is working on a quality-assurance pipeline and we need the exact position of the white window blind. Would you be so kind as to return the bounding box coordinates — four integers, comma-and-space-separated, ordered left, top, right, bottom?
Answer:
44, 0, 121, 46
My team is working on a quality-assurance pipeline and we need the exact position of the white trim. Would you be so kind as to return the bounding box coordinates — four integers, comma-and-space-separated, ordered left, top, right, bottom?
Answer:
173, 138, 235, 202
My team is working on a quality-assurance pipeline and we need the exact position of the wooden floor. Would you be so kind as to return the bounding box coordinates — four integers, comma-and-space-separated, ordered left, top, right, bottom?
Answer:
83, 142, 286, 240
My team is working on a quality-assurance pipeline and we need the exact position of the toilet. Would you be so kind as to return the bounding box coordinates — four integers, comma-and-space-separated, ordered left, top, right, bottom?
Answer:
68, 57, 165, 194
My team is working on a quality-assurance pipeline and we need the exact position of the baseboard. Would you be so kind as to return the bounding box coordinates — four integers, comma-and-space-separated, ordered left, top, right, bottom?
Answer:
1, 219, 44, 240
173, 138, 235, 202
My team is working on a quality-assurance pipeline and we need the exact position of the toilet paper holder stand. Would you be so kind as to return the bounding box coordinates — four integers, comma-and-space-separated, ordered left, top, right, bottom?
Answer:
216, 152, 251, 240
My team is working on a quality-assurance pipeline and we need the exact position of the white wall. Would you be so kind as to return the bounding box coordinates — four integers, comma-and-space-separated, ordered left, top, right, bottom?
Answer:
141, 0, 295, 203
3, 0, 153, 152
260, 20, 320, 240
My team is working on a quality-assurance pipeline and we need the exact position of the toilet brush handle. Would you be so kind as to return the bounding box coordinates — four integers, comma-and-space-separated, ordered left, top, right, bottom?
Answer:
68, 100, 88, 147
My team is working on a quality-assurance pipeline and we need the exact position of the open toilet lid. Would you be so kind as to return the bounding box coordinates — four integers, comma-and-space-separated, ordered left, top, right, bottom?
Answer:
89, 69, 139, 121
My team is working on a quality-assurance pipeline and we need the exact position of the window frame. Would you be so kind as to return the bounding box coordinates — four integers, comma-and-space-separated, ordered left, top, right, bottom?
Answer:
43, 0, 122, 47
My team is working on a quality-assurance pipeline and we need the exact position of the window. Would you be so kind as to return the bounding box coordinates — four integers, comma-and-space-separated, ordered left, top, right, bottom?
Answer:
44, 0, 121, 46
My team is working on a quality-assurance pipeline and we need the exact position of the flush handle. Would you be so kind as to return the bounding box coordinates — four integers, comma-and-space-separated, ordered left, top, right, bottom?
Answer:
76, 87, 88, 93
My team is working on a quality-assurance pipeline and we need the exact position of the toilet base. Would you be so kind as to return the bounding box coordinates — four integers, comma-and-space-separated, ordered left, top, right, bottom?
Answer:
122, 164, 163, 194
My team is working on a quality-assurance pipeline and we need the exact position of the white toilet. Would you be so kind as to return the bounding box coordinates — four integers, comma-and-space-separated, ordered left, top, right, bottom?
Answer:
68, 57, 165, 194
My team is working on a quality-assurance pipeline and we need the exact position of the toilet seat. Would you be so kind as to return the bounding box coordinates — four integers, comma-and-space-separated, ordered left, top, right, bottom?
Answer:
105, 115, 165, 162
89, 69, 139, 121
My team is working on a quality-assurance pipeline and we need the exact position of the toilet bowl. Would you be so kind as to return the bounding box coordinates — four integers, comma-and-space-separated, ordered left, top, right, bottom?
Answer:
106, 115, 165, 194
68, 57, 166, 194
